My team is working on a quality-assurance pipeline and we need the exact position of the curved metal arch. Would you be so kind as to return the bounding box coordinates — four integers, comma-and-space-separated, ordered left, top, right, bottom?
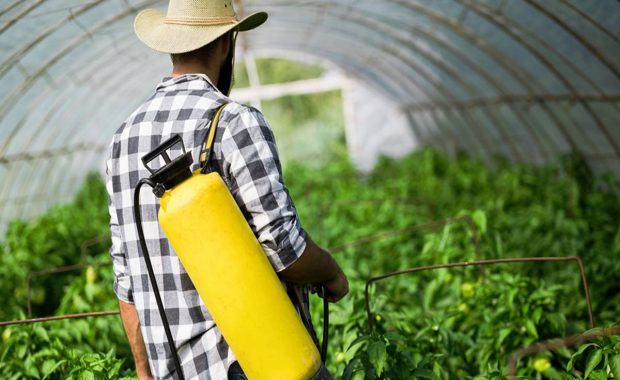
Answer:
260, 1, 580, 160
453, 0, 620, 157
51, 62, 160, 151
260, 29, 496, 156
391, 0, 606, 157
272, 5, 592, 161
400, 23, 561, 159
4, 13, 438, 175
8, 45, 148, 155
0, 33, 143, 161
334, 2, 565, 160
257, 44, 486, 159
259, 41, 479, 155
524, 0, 619, 80
21, 48, 156, 155
0, 0, 25, 18
0, 41, 148, 209
0, 0, 106, 81
558, 0, 620, 45
3, 30, 138, 159
256, 28, 439, 101
299, 6, 548, 161
455, 0, 608, 93
258, 26, 507, 155
0, 0, 46, 34
19, 150, 98, 220
0, 0, 158, 144
265, 0, 535, 92
1, 141, 106, 222
296, 42, 492, 159
37, 149, 104, 220
273, 16, 474, 98
17, 5, 536, 171
0, 41, 142, 158
4, 0, 600, 162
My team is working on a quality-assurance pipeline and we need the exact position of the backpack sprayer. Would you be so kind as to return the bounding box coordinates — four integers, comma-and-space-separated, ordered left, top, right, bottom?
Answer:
133, 104, 328, 380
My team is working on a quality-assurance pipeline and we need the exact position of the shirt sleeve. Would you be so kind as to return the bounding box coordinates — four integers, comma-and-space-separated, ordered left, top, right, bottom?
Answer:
217, 104, 307, 272
106, 157, 134, 304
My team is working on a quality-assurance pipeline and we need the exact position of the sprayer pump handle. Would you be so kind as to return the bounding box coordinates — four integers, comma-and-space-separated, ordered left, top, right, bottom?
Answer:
141, 134, 193, 196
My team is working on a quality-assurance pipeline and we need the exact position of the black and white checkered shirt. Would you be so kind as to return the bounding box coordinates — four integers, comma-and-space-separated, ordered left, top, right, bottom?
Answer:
106, 74, 307, 379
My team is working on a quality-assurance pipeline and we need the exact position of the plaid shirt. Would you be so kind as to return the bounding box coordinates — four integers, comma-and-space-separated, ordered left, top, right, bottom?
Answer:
106, 74, 307, 379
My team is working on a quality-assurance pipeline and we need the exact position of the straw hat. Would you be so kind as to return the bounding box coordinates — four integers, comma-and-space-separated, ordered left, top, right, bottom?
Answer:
134, 0, 267, 54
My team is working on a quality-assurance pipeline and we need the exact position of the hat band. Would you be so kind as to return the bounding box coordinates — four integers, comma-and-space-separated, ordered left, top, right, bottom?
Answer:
164, 16, 238, 25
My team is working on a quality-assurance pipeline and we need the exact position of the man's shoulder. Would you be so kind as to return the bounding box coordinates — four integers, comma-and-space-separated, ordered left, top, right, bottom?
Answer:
221, 102, 262, 117
219, 102, 269, 130
114, 88, 224, 135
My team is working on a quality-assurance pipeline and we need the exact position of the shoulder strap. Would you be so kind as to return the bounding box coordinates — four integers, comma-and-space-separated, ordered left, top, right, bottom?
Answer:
199, 102, 229, 174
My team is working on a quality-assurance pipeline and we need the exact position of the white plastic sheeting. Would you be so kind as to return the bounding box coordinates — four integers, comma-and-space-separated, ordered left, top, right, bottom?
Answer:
0, 0, 618, 232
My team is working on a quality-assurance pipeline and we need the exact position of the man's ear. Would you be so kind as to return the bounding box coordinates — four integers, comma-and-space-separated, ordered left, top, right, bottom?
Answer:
220, 32, 231, 60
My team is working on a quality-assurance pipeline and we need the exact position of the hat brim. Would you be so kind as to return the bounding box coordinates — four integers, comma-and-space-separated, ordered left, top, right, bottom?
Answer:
134, 9, 267, 54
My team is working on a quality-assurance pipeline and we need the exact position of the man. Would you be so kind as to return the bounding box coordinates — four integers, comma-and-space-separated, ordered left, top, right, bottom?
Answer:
105, 0, 349, 379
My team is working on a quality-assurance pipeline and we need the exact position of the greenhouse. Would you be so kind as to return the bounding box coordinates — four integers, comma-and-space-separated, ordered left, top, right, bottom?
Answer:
0, 0, 619, 379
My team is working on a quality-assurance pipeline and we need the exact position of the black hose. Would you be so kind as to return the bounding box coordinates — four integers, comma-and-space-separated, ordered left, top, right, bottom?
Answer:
133, 178, 185, 380
321, 286, 329, 363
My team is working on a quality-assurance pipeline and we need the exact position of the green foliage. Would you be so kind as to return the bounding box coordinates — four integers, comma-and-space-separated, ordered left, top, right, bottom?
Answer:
0, 174, 134, 378
234, 57, 325, 87
1, 144, 619, 379
0, 173, 110, 319
257, 57, 324, 84
285, 148, 620, 379
0, 323, 132, 379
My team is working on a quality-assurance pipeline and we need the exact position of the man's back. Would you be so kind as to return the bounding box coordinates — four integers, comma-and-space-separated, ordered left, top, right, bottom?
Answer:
106, 74, 308, 379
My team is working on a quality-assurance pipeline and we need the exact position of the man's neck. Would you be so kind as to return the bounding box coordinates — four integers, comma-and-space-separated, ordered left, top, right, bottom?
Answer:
172, 62, 219, 86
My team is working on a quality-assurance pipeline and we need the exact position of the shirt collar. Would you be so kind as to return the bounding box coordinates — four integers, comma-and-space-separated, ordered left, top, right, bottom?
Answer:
156, 73, 218, 93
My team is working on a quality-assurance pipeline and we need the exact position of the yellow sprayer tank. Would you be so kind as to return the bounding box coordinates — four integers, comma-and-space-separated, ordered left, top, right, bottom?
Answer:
159, 171, 321, 379
136, 104, 321, 380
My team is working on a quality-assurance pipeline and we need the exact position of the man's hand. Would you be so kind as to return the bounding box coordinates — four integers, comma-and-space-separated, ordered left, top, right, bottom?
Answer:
280, 236, 349, 303
319, 266, 349, 302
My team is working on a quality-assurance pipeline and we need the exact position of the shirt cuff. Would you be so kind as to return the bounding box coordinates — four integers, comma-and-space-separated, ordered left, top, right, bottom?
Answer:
113, 275, 134, 304
266, 220, 308, 272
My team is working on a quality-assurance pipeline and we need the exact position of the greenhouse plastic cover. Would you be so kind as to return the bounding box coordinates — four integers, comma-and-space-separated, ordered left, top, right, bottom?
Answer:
0, 0, 619, 233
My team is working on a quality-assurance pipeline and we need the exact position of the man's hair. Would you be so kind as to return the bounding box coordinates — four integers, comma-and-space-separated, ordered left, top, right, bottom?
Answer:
170, 33, 228, 66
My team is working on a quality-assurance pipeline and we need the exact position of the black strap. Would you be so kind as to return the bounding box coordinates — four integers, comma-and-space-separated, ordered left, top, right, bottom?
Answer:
199, 102, 229, 174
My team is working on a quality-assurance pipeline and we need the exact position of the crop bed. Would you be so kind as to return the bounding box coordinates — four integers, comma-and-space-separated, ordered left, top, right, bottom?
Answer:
0, 149, 618, 379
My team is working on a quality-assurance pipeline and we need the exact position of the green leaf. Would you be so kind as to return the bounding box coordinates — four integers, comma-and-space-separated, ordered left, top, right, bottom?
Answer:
347, 335, 369, 351
77, 370, 95, 380
584, 348, 603, 379
367, 340, 387, 376
542, 367, 564, 380
567, 343, 597, 371
610, 354, 620, 379
588, 369, 607, 380
525, 319, 538, 339
16, 344, 27, 359
34, 326, 49, 342
24, 356, 40, 378
432, 360, 444, 379
412, 368, 433, 379
497, 328, 512, 347
472, 210, 487, 235
42, 359, 67, 379
343, 358, 361, 380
